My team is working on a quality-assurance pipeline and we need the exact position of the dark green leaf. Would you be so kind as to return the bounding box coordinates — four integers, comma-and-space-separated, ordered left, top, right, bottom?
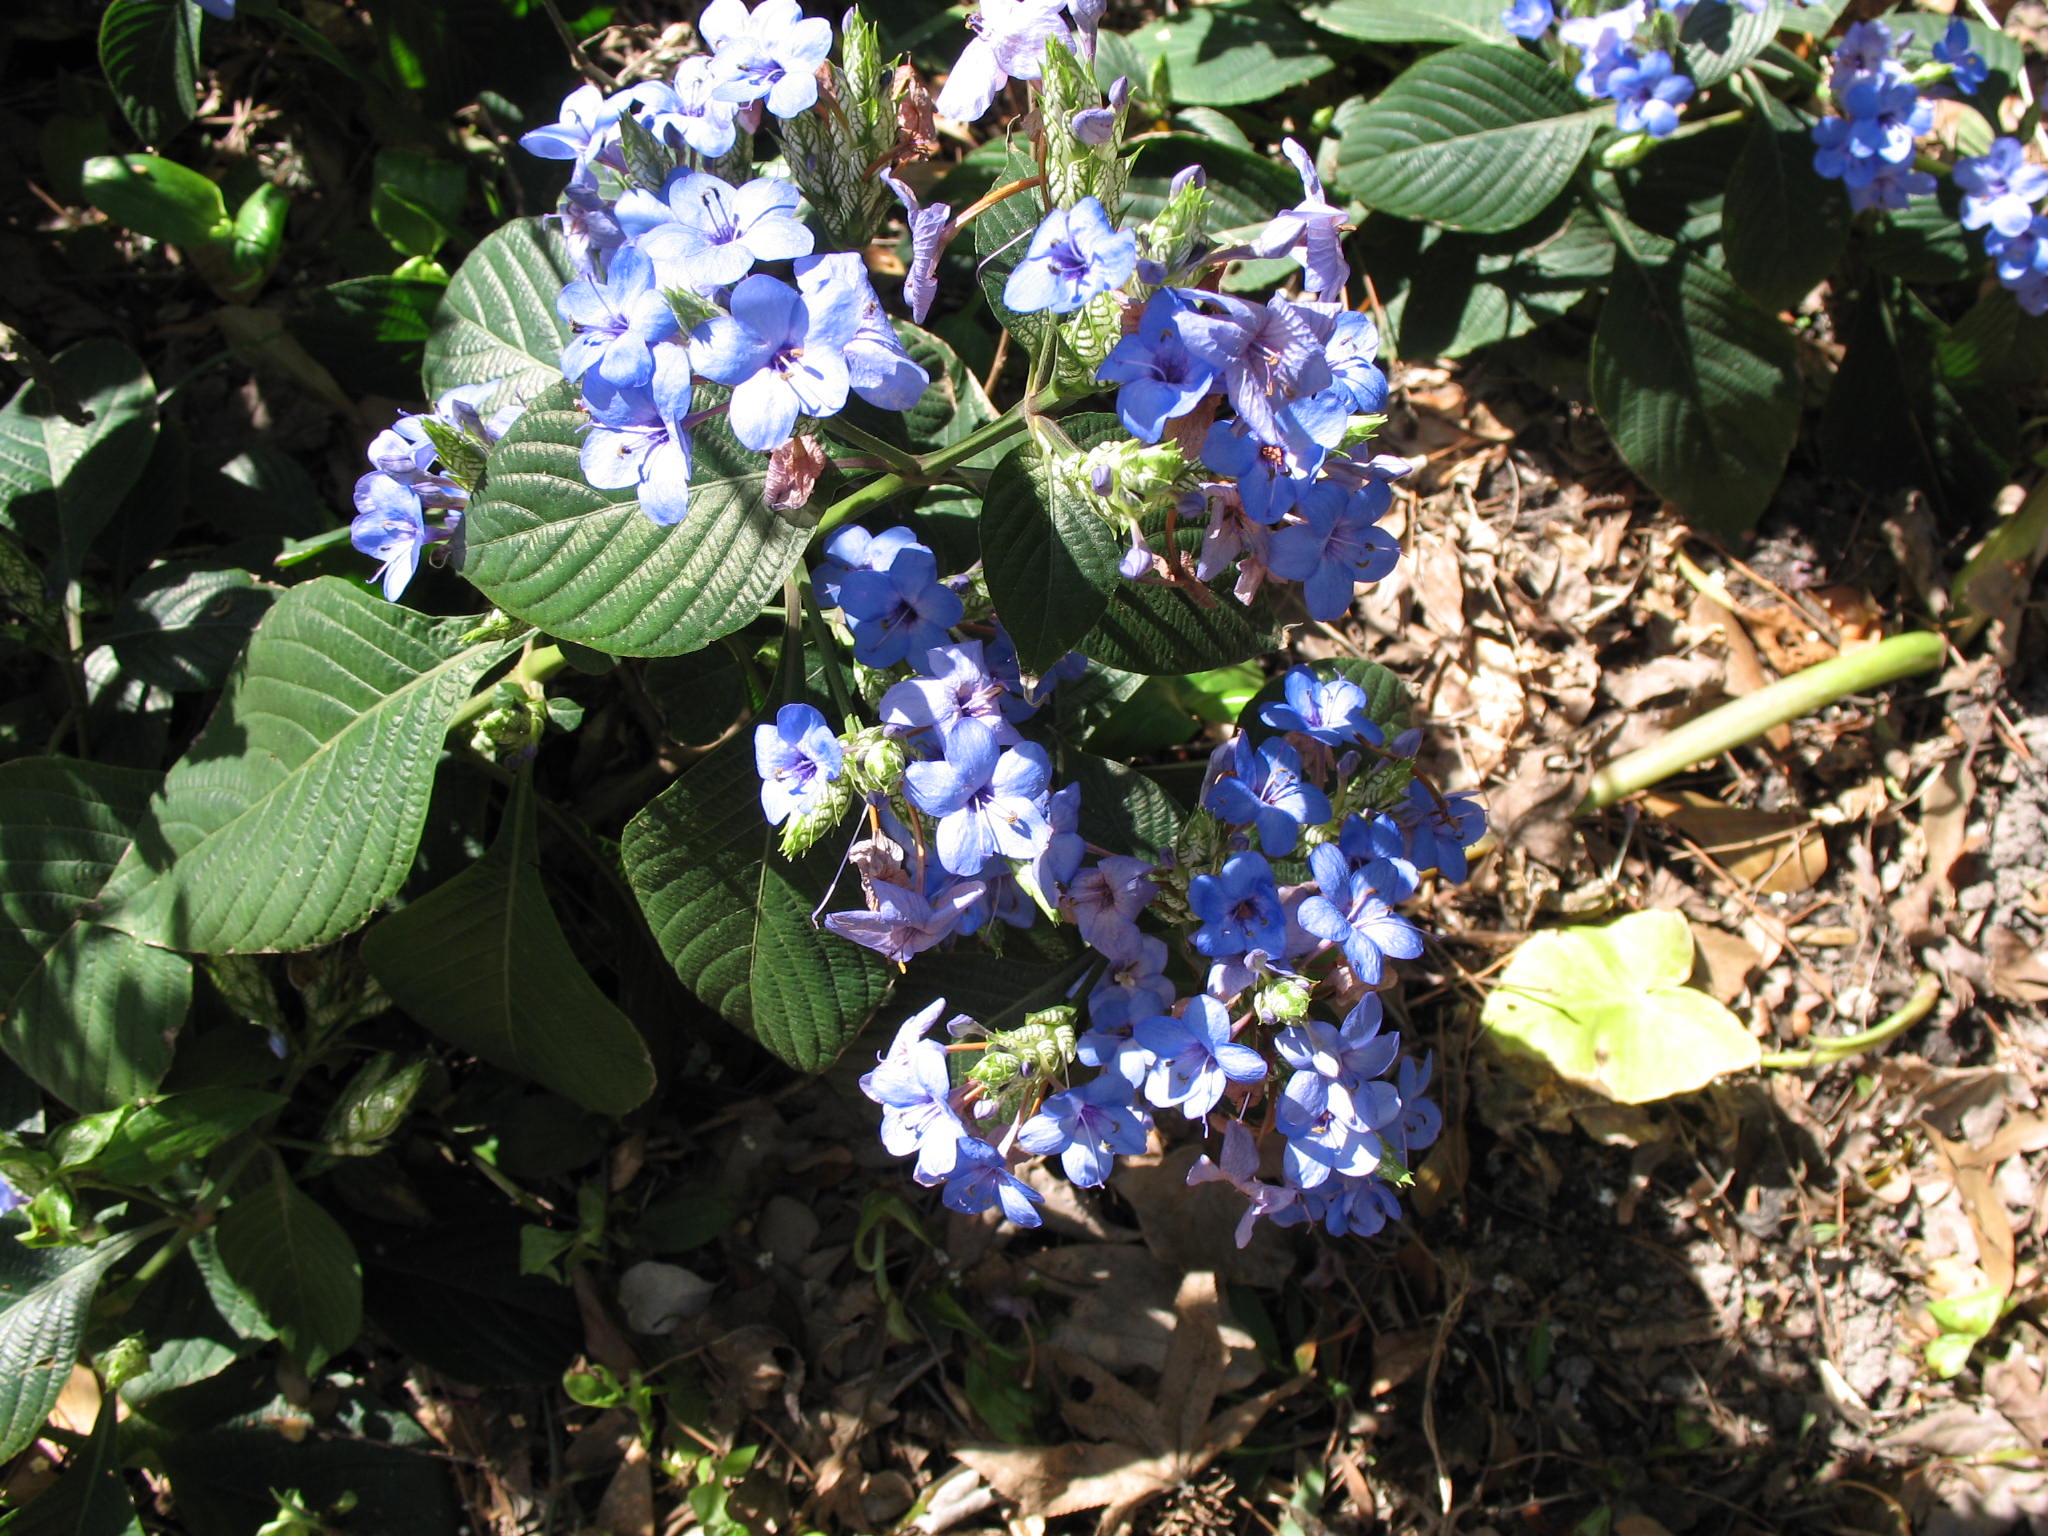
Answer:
897, 322, 999, 454
293, 277, 445, 400
1106, 3, 1333, 106
1304, 0, 1505, 45
93, 563, 275, 692
1721, 110, 1849, 313
102, 578, 515, 954
463, 382, 810, 658
8, 1383, 140, 1536
370, 148, 465, 260
74, 1089, 282, 1186
1858, 179, 1974, 284
1590, 243, 1799, 534
1940, 289, 2048, 392
1059, 751, 1184, 859
212, 1164, 362, 1373
0, 759, 189, 1112
80, 153, 229, 248
1078, 576, 1281, 676
894, 924, 1093, 1038
98, 0, 199, 146
0, 1233, 144, 1465
160, 1428, 460, 1536
1676, 0, 1779, 88
622, 740, 894, 1072
421, 218, 575, 406
0, 339, 160, 591
362, 777, 656, 1115
980, 439, 1123, 675
1331, 50, 1606, 233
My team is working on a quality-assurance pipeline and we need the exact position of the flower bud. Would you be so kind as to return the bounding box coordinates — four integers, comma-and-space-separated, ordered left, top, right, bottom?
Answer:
778, 774, 856, 859
1256, 976, 1312, 1025
840, 725, 907, 797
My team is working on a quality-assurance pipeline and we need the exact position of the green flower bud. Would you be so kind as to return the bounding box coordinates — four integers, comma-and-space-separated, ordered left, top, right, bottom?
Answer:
986, 1008, 1078, 1075
1599, 131, 1654, 170
1257, 977, 1312, 1025
98, 1335, 151, 1392
460, 610, 533, 645
841, 725, 907, 797
781, 18, 897, 250
779, 774, 856, 859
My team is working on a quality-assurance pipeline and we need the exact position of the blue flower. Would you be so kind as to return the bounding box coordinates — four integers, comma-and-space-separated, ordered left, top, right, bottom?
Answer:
1933, 19, 1989, 94
1323, 310, 1389, 415
1250, 140, 1349, 297
1017, 1075, 1152, 1186
1607, 49, 1693, 137
634, 60, 744, 159
1203, 737, 1331, 857
519, 83, 624, 172
859, 1000, 972, 1181
1063, 854, 1158, 954
581, 348, 696, 526
935, 0, 1073, 122
1002, 196, 1137, 315
1296, 841, 1424, 986
1260, 666, 1381, 747
1305, 1173, 1401, 1238
795, 254, 931, 412
1830, 19, 1896, 88
1186, 1119, 1307, 1248
699, 0, 835, 119
618, 171, 815, 295
879, 640, 1020, 753
1188, 852, 1286, 960
1956, 138, 2048, 239
1096, 290, 1219, 443
1265, 481, 1401, 621
1501, 0, 1554, 37
902, 720, 1054, 877
1176, 294, 1335, 449
1841, 72, 1931, 166
690, 274, 859, 452
1083, 928, 1174, 1055
1389, 1050, 1442, 1155
1199, 419, 1314, 526
1132, 994, 1269, 1120
0, 1168, 21, 1216
1394, 781, 1487, 883
1574, 30, 1639, 100
556, 247, 680, 390
547, 171, 627, 280
1034, 781, 1087, 900
196, 0, 235, 16
836, 542, 966, 669
941, 1138, 1046, 1225
754, 702, 843, 826
350, 476, 443, 601
813, 524, 925, 609
826, 876, 988, 962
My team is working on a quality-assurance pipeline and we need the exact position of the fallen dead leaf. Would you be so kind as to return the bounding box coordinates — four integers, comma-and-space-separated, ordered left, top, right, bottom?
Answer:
1989, 927, 2048, 1003
1644, 792, 1828, 896
1690, 922, 1762, 1004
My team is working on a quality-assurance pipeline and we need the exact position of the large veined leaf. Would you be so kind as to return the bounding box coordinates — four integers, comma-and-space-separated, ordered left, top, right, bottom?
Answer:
461, 382, 810, 658
362, 777, 656, 1115
102, 578, 514, 954
92, 563, 277, 692
1304, 0, 1506, 45
1059, 751, 1185, 860
1676, 0, 1780, 87
896, 321, 998, 453
420, 219, 575, 406
212, 1163, 362, 1374
98, 0, 199, 145
622, 740, 894, 1072
1590, 245, 1799, 535
1720, 106, 1850, 314
1105, 3, 1333, 106
0, 759, 189, 1112
1078, 576, 1282, 676
1331, 48, 1606, 233
893, 925, 1093, 1039
0, 340, 159, 589
0, 1232, 144, 1464
980, 439, 1124, 675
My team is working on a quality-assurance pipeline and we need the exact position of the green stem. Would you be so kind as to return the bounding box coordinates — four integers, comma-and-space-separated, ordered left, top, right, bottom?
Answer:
274, 525, 354, 568
1758, 973, 1940, 1069
1577, 630, 1945, 812
813, 415, 924, 479
809, 410, 1036, 546
1658, 107, 1748, 143
800, 576, 860, 725
446, 643, 568, 737
918, 410, 1033, 478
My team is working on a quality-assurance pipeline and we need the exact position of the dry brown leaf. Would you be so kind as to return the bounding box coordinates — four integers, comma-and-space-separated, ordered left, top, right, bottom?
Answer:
1926, 1127, 2018, 1297
1989, 927, 2048, 1003
1689, 922, 1762, 1004
1370, 1327, 1435, 1396
1744, 601, 1836, 674
1643, 792, 1828, 895
592, 1437, 654, 1536
1601, 653, 1722, 710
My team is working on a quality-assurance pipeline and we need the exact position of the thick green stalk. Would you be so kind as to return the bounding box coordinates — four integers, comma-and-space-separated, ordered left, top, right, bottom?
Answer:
1758, 973, 1940, 1069
1577, 631, 1945, 813
809, 409, 1034, 546
446, 643, 568, 737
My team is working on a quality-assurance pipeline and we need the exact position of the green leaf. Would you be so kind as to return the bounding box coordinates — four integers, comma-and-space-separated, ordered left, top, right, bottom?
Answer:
1107, 3, 1333, 106
362, 777, 656, 1115
98, 0, 199, 146
212, 1163, 362, 1373
462, 382, 808, 658
0, 758, 189, 1112
1675, 0, 1779, 88
622, 739, 894, 1072
1060, 751, 1184, 860
980, 440, 1123, 675
8, 1384, 141, 1536
1331, 49, 1606, 233
969, 146, 1055, 357
293, 276, 445, 400
1590, 243, 1799, 535
1304, 0, 1505, 45
93, 563, 276, 692
0, 1232, 144, 1465
102, 578, 515, 954
1940, 289, 2048, 393
421, 218, 575, 406
1479, 909, 1761, 1102
370, 148, 465, 260
64, 1088, 283, 1186
1720, 110, 1849, 314
1077, 575, 1281, 676
1858, 179, 1975, 284
1927, 1288, 2004, 1340
80, 153, 230, 249
0, 339, 160, 590
1817, 280, 2016, 525
896, 322, 999, 453
1924, 1332, 1976, 1379
894, 925, 1093, 1039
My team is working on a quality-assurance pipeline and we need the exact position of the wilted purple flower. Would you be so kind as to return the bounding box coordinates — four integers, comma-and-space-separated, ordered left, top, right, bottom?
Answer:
936, 0, 1073, 122
557, 247, 680, 389
690, 274, 858, 452
547, 171, 627, 278
1187, 1120, 1306, 1247
1266, 480, 1401, 621
755, 702, 843, 825
1133, 994, 1268, 1119
827, 876, 988, 961
1296, 840, 1424, 986
1956, 138, 2048, 238
1003, 196, 1138, 315
1070, 75, 1129, 144
700, 0, 835, 119
1017, 1075, 1152, 1186
619, 171, 814, 295
883, 171, 953, 326
581, 348, 696, 525
1097, 289, 1219, 442
1394, 781, 1487, 883
1830, 19, 1897, 87
1064, 855, 1158, 953
836, 542, 966, 668
903, 720, 1053, 877
1188, 852, 1286, 960
1251, 139, 1349, 296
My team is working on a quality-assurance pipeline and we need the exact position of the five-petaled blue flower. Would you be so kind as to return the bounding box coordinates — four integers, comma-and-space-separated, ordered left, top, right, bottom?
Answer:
620, 171, 815, 295
1017, 1076, 1153, 1186
580, 347, 696, 526
836, 541, 966, 669
1204, 737, 1331, 857
1133, 994, 1269, 1120
902, 719, 1054, 877
1003, 196, 1137, 315
556, 246, 680, 390
690, 273, 859, 452
1188, 852, 1287, 960
754, 702, 843, 826
1296, 840, 1425, 986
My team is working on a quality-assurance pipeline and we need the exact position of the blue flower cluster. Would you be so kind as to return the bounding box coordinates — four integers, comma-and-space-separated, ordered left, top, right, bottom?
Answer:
1957, 137, 2048, 315
348, 384, 519, 600
769, 551, 1486, 1239
1810, 20, 1938, 211
514, 3, 931, 524
1503, 0, 1722, 139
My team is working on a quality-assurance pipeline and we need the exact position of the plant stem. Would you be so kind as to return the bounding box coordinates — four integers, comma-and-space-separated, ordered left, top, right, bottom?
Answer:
446, 643, 568, 738
798, 570, 860, 724
808, 410, 1034, 546
814, 415, 924, 479
1758, 972, 1940, 1069
1577, 630, 1945, 812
